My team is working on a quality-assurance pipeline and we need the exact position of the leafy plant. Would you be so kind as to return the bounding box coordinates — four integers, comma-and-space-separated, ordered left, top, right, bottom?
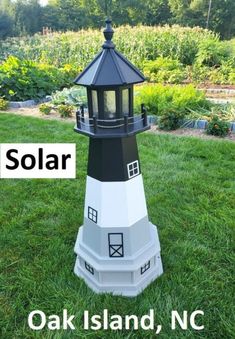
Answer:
39, 103, 52, 115
0, 97, 9, 110
52, 86, 87, 107
57, 104, 74, 118
135, 84, 210, 116
158, 110, 185, 130
196, 38, 230, 67
144, 57, 186, 84
0, 56, 77, 101
206, 116, 230, 137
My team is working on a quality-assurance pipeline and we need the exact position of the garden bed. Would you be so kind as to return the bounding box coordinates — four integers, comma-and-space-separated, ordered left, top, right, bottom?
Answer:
3, 108, 235, 141
1, 82, 235, 140
151, 126, 235, 141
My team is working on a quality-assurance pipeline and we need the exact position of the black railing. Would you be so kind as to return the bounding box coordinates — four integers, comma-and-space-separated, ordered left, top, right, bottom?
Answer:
75, 105, 148, 137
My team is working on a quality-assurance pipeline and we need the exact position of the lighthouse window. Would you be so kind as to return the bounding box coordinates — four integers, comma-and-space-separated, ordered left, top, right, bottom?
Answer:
88, 206, 98, 223
85, 262, 94, 275
104, 91, 116, 119
92, 90, 98, 116
122, 89, 129, 114
141, 260, 150, 275
108, 233, 124, 257
127, 160, 139, 179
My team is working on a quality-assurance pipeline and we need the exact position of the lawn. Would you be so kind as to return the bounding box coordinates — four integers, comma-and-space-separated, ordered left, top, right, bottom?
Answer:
0, 113, 234, 338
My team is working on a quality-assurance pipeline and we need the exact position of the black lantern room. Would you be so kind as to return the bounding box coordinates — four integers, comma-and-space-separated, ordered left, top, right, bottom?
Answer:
74, 19, 149, 138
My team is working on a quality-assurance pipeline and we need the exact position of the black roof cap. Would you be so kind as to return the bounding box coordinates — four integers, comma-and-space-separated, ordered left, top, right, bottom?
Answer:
74, 19, 146, 87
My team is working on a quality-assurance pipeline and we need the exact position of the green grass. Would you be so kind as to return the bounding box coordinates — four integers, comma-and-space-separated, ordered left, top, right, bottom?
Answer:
0, 113, 234, 338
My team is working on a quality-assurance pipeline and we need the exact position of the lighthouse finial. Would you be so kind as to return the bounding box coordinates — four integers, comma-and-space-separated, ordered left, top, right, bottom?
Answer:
102, 18, 115, 49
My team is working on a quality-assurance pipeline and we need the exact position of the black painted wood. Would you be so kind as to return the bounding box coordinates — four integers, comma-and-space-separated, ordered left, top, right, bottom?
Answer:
87, 136, 141, 182
74, 20, 145, 87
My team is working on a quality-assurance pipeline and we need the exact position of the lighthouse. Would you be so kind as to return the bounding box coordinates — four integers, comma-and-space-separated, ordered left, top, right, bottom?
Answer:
73, 19, 163, 296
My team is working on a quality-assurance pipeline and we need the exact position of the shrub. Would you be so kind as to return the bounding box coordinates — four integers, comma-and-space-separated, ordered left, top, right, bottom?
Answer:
144, 57, 186, 84
0, 56, 77, 101
185, 60, 235, 85
196, 38, 230, 67
0, 97, 9, 110
189, 64, 210, 83
39, 103, 52, 115
206, 116, 230, 137
57, 104, 74, 118
158, 110, 185, 130
208, 59, 235, 85
135, 84, 210, 116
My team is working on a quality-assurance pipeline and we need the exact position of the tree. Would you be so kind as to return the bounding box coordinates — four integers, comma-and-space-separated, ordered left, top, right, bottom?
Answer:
206, 0, 212, 29
168, 0, 235, 38
48, 0, 87, 30
0, 0, 234, 39
13, 0, 42, 35
206, 0, 235, 38
0, 11, 13, 38
145, 0, 172, 25
41, 4, 61, 30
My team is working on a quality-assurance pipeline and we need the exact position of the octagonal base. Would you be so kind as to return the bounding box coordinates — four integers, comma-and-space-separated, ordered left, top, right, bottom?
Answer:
74, 223, 163, 297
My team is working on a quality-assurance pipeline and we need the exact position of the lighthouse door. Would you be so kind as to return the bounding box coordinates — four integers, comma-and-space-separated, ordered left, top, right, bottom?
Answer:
108, 233, 124, 257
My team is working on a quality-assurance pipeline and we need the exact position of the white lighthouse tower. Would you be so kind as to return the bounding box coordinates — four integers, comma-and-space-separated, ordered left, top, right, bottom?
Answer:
73, 19, 163, 296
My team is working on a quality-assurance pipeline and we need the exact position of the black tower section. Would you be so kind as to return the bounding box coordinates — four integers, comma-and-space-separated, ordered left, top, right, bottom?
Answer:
88, 135, 140, 182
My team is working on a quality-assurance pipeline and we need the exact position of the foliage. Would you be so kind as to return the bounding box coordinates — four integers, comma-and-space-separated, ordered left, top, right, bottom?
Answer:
0, 56, 77, 101
52, 86, 87, 107
0, 25, 219, 69
168, 0, 235, 38
158, 109, 185, 130
1, 25, 234, 85
0, 0, 234, 39
195, 38, 231, 67
57, 104, 74, 118
0, 113, 234, 339
206, 115, 230, 137
186, 104, 235, 123
0, 11, 13, 39
144, 57, 186, 83
0, 97, 8, 110
39, 103, 52, 115
135, 84, 234, 130
189, 59, 235, 85
135, 84, 210, 116
13, 0, 42, 36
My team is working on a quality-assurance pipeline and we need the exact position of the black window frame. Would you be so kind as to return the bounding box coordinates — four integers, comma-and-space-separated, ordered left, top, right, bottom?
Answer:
85, 261, 94, 275
141, 260, 150, 275
88, 206, 98, 223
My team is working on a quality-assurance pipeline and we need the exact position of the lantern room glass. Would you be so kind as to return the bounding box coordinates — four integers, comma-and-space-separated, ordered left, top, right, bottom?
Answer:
122, 89, 129, 115
104, 91, 116, 119
92, 90, 98, 116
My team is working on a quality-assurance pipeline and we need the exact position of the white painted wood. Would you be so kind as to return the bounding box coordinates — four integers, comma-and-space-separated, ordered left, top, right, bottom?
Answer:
84, 175, 148, 227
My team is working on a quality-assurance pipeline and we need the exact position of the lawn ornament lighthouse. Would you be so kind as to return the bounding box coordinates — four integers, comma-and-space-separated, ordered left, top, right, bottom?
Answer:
73, 19, 163, 296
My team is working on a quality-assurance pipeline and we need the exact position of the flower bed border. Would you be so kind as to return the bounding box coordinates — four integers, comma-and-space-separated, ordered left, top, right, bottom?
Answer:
148, 116, 235, 133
